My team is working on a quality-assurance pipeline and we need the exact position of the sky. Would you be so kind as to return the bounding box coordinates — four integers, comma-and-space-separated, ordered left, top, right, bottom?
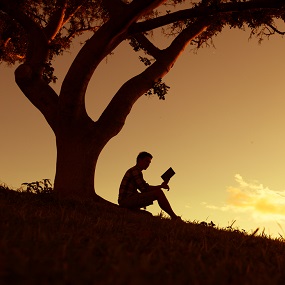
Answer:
1, 22, 285, 239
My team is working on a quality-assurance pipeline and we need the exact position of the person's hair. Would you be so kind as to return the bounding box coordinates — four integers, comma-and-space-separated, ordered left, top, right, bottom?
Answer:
136, 151, 153, 163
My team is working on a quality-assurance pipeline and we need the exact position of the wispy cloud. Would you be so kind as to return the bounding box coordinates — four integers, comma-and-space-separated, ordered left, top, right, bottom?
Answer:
204, 174, 285, 222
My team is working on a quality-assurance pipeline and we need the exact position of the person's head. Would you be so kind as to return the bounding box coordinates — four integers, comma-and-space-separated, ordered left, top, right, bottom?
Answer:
136, 151, 153, 170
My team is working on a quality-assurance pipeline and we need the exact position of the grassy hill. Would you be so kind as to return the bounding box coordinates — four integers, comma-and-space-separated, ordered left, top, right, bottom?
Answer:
1, 185, 285, 285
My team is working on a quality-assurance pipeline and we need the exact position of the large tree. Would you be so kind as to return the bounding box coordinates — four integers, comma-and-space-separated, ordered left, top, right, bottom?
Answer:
0, 0, 284, 201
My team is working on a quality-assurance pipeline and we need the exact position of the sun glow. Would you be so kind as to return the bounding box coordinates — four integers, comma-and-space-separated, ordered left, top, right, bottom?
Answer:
200, 174, 285, 237
227, 174, 285, 221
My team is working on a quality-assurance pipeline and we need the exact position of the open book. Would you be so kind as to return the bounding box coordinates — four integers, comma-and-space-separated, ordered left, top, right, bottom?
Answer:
161, 167, 175, 182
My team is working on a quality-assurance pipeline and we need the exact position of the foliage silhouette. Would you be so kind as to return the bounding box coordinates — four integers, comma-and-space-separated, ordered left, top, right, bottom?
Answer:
21, 179, 53, 194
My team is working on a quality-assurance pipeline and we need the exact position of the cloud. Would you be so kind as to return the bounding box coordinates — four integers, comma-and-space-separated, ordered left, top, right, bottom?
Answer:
205, 174, 285, 222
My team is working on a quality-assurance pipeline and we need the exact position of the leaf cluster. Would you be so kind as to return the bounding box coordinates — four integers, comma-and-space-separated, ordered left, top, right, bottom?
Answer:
0, 0, 107, 65
0, 12, 27, 64
157, 1, 285, 49
216, 1, 284, 40
145, 79, 170, 100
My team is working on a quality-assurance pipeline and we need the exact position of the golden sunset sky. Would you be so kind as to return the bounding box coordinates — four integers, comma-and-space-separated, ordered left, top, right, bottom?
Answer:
1, 24, 285, 238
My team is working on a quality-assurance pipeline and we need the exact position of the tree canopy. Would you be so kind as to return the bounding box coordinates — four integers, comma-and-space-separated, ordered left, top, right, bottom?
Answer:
1, 0, 285, 83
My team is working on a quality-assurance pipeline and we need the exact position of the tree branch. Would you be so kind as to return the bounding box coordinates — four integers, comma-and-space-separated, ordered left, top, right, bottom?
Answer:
267, 23, 285, 35
44, 0, 68, 41
60, 0, 166, 119
0, 0, 59, 129
132, 33, 161, 59
130, 0, 285, 34
15, 64, 59, 131
129, 0, 167, 14
62, 1, 86, 25
97, 18, 210, 139
102, 0, 126, 17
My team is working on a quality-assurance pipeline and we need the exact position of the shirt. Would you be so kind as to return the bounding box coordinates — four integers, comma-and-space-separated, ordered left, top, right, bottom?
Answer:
119, 165, 150, 199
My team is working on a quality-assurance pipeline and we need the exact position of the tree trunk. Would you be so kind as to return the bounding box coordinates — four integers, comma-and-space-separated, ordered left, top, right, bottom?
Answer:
53, 114, 107, 201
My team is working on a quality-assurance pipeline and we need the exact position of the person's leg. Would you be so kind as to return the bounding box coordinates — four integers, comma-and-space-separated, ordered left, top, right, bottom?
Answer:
119, 190, 179, 219
154, 189, 178, 219
119, 192, 154, 209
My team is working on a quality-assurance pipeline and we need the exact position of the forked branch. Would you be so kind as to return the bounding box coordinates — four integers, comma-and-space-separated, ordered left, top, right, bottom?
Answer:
132, 33, 161, 59
44, 0, 68, 41
266, 23, 285, 35
97, 18, 210, 140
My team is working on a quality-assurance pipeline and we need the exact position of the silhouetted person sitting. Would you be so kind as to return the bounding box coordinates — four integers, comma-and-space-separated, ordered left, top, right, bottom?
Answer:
118, 151, 180, 220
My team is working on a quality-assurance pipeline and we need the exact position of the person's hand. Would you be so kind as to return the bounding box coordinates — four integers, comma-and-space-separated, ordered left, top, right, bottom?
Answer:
161, 181, 170, 191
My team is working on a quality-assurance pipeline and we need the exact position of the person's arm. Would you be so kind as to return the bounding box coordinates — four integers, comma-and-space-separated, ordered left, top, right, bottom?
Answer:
134, 168, 170, 192
148, 181, 170, 191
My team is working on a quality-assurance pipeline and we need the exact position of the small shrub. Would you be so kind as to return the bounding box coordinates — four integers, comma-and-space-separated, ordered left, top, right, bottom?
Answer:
20, 179, 53, 194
